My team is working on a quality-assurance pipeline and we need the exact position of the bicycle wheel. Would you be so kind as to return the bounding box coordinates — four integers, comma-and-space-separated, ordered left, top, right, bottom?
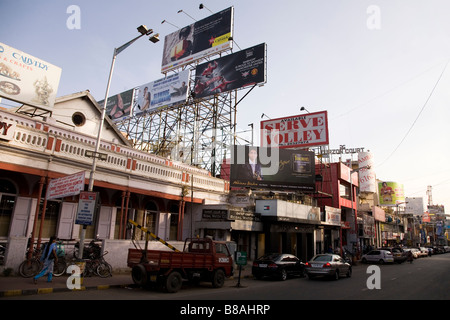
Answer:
19, 259, 42, 278
96, 262, 112, 278
53, 259, 67, 277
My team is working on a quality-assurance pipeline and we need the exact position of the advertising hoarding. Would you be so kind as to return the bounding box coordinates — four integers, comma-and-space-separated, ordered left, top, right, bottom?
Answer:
134, 69, 190, 116
405, 197, 424, 215
98, 88, 134, 122
229, 145, 315, 191
260, 111, 329, 149
161, 7, 233, 73
193, 43, 266, 99
0, 42, 62, 111
378, 181, 405, 206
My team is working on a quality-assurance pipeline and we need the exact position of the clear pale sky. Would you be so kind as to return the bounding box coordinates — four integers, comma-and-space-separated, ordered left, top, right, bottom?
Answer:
1, 0, 449, 213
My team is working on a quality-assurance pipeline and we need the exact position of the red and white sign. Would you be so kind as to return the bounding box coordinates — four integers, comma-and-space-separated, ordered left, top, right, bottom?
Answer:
46, 171, 85, 200
260, 111, 329, 148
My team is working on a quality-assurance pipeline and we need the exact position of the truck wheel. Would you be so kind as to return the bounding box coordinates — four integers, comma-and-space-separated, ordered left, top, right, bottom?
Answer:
212, 269, 225, 288
165, 271, 183, 293
131, 264, 147, 287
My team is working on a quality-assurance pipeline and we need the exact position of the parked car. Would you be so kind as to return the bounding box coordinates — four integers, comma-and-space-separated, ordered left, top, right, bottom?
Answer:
380, 247, 407, 263
304, 254, 352, 280
418, 247, 429, 257
252, 253, 305, 281
404, 248, 420, 258
361, 250, 394, 264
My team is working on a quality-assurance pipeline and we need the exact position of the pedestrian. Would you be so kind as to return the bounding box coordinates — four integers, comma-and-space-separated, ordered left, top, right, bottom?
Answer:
33, 236, 58, 284
406, 250, 413, 264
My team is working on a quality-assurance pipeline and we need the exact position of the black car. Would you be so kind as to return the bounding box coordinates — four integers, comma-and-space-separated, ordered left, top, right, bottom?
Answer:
252, 253, 305, 281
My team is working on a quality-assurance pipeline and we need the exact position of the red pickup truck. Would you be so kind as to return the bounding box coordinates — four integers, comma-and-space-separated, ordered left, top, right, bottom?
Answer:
127, 237, 234, 293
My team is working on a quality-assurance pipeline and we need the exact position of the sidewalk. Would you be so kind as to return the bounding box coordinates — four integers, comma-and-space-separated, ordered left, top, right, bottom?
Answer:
0, 266, 253, 298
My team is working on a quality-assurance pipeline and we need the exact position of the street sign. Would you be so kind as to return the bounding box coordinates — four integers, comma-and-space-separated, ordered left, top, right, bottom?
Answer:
75, 191, 98, 225
235, 251, 247, 266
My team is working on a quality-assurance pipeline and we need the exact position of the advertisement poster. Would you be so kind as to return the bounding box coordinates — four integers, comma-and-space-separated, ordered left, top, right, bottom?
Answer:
229, 145, 315, 191
0, 42, 61, 111
261, 110, 328, 149
405, 197, 424, 215
378, 181, 405, 206
194, 43, 266, 99
134, 69, 190, 116
161, 7, 233, 73
97, 88, 134, 122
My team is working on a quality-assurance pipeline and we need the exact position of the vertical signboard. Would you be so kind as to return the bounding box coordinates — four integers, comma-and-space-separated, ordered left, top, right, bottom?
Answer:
75, 191, 98, 225
358, 152, 376, 192
0, 42, 62, 111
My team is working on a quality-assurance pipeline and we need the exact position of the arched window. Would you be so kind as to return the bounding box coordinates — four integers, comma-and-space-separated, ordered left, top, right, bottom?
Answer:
0, 179, 17, 237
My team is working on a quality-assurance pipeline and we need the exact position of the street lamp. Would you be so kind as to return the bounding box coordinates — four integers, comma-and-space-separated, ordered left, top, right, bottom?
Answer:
79, 25, 159, 259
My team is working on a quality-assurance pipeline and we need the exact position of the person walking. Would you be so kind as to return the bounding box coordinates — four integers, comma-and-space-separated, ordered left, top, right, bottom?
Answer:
33, 236, 58, 284
406, 250, 413, 264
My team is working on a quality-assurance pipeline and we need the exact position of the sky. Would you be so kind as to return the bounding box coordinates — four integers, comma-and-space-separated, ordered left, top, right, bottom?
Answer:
1, 0, 450, 213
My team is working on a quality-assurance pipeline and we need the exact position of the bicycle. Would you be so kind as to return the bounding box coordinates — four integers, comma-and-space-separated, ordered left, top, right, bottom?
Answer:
83, 251, 112, 278
53, 240, 68, 277
18, 246, 43, 278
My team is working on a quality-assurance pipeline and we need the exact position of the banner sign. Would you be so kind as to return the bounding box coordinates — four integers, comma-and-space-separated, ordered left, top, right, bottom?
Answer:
260, 111, 328, 149
0, 42, 61, 111
134, 69, 190, 116
358, 152, 376, 193
193, 43, 266, 99
161, 7, 233, 73
405, 197, 424, 215
229, 145, 315, 191
46, 171, 85, 200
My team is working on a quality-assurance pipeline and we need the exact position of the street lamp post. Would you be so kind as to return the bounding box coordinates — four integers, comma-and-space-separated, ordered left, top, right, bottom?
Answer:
78, 25, 159, 259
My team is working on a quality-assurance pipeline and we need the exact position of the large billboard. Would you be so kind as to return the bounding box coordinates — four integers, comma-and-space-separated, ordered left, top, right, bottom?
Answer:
98, 88, 134, 122
134, 69, 190, 116
0, 42, 62, 111
260, 111, 329, 149
405, 197, 424, 215
161, 7, 233, 73
358, 152, 376, 192
193, 43, 266, 99
378, 181, 405, 206
229, 145, 315, 191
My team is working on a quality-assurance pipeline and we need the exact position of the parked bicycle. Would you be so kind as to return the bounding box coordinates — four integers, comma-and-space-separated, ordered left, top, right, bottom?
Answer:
18, 246, 43, 278
52, 240, 69, 277
83, 250, 112, 278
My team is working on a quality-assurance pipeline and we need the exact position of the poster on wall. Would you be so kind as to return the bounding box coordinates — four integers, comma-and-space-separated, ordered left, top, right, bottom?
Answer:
0, 42, 62, 111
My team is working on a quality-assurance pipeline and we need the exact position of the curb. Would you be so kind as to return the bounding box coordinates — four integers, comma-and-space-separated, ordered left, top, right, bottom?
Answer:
0, 283, 130, 298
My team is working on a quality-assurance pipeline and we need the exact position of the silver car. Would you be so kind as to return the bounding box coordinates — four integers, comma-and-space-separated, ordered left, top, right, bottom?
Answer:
305, 254, 352, 280
361, 249, 394, 264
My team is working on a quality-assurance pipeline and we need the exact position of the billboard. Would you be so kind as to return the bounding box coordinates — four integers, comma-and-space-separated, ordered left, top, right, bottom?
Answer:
161, 7, 233, 73
98, 88, 134, 122
405, 197, 424, 215
193, 43, 266, 99
0, 42, 62, 111
260, 111, 329, 149
229, 145, 315, 191
134, 69, 190, 116
378, 181, 405, 206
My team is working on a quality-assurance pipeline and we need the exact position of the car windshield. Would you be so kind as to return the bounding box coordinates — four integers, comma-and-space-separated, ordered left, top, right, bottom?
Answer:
312, 255, 332, 262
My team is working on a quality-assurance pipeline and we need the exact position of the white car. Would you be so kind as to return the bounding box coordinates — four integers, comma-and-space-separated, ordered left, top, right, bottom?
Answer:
418, 247, 429, 257
361, 250, 394, 264
405, 248, 420, 258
